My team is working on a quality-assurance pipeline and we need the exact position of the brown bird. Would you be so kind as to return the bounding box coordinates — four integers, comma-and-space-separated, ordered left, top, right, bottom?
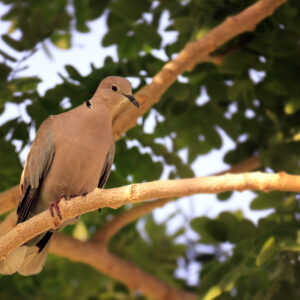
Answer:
0, 76, 139, 275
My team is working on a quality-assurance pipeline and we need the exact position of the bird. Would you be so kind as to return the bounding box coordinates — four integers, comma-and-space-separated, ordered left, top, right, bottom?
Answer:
0, 76, 139, 276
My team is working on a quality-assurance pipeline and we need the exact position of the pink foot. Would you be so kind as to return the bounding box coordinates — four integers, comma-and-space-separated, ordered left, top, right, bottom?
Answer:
49, 195, 67, 220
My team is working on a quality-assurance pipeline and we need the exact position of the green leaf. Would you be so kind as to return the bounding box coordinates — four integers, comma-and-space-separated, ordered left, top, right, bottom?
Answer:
134, 23, 162, 49
0, 63, 11, 80
250, 192, 284, 210
228, 79, 255, 104
0, 49, 17, 62
118, 36, 143, 59
50, 32, 71, 49
109, 0, 150, 21
202, 126, 222, 149
0, 140, 22, 191
65, 65, 82, 81
202, 285, 222, 300
12, 121, 28, 142
284, 96, 300, 115
191, 217, 228, 244
256, 236, 276, 266
168, 83, 190, 102
219, 51, 257, 76
11, 77, 41, 92
173, 17, 195, 33
102, 25, 130, 47
217, 191, 233, 201
2, 34, 25, 51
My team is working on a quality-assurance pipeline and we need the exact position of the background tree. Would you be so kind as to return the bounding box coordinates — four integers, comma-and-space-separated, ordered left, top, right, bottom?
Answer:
0, 0, 299, 299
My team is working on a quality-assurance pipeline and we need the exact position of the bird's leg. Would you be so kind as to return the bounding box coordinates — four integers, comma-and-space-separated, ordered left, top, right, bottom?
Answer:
50, 193, 88, 220
49, 200, 62, 220
49, 195, 67, 220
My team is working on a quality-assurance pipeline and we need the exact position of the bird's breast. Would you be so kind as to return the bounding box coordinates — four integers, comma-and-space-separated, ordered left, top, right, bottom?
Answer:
40, 131, 113, 205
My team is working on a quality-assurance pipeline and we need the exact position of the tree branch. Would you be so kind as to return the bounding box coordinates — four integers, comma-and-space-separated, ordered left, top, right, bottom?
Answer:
91, 155, 261, 244
89, 155, 261, 244
112, 0, 286, 140
92, 198, 172, 243
50, 233, 197, 300
216, 156, 261, 175
0, 210, 17, 237
0, 155, 256, 244
0, 171, 298, 260
0, 186, 19, 214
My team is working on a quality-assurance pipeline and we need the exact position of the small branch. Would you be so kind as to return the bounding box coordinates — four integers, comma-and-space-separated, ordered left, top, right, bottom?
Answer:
50, 233, 197, 300
112, 0, 286, 140
0, 171, 299, 260
92, 198, 172, 243
216, 156, 261, 175
0, 186, 19, 214
205, 54, 225, 65
0, 211, 17, 237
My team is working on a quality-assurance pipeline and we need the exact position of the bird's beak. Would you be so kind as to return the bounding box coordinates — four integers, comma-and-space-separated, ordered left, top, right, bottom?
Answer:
123, 94, 139, 108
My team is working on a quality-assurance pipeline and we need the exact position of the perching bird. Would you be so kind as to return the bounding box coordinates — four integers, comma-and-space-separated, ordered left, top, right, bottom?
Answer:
0, 76, 139, 276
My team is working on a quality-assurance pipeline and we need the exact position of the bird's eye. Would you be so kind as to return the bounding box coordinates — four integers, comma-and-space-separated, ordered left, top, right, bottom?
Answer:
112, 85, 118, 92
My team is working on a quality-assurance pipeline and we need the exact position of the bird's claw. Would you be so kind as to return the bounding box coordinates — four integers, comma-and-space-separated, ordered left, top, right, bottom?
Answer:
49, 193, 87, 220
49, 200, 62, 220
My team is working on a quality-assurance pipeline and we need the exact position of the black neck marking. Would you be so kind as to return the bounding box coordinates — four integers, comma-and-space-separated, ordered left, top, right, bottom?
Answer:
86, 100, 91, 108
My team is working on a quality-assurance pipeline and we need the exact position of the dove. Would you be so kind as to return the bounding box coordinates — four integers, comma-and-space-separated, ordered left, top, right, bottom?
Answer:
0, 76, 139, 276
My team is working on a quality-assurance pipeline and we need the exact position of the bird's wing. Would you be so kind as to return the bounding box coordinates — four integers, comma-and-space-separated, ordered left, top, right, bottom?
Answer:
98, 143, 115, 188
17, 117, 55, 224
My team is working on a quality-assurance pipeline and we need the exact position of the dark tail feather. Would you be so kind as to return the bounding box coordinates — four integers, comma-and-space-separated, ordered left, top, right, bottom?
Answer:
36, 231, 53, 253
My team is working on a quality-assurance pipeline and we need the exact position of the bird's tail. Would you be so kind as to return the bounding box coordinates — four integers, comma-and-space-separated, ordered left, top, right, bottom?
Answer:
0, 237, 51, 276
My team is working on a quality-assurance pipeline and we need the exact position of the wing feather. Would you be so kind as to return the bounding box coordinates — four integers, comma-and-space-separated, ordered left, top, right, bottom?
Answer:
98, 144, 115, 188
17, 117, 55, 224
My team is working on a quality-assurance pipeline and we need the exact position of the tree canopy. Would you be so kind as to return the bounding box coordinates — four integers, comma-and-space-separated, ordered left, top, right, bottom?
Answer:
0, 0, 300, 299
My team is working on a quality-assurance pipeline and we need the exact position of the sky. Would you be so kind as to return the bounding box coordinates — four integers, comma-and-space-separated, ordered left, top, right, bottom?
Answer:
0, 2, 273, 285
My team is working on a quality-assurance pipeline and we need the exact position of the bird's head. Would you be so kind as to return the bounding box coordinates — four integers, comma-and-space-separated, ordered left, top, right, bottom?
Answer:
93, 76, 139, 110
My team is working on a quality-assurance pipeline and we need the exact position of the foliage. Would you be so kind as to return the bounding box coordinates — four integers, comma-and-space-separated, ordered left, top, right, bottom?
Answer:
0, 0, 300, 299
